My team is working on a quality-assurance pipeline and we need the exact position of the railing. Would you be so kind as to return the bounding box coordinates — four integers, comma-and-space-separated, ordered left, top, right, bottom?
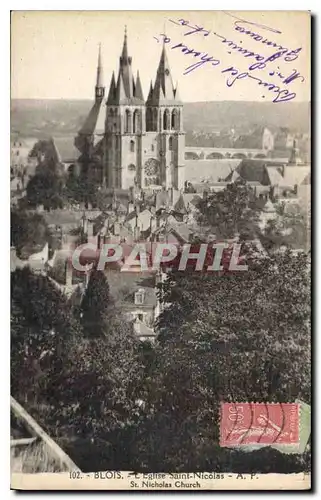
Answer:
11, 396, 81, 472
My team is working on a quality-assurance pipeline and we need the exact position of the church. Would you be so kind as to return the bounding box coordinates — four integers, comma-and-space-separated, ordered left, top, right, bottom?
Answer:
74, 28, 185, 191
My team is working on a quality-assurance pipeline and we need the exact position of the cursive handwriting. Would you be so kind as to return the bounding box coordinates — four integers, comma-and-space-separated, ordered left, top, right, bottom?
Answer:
233, 21, 297, 56
221, 66, 296, 102
164, 17, 306, 103
154, 34, 220, 75
170, 19, 302, 66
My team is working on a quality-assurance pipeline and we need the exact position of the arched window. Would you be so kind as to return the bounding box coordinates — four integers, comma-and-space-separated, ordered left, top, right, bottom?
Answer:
171, 109, 178, 130
163, 109, 170, 130
125, 109, 131, 133
133, 110, 140, 133
153, 108, 158, 131
130, 140, 135, 153
151, 144, 155, 152
146, 108, 153, 132
169, 136, 173, 151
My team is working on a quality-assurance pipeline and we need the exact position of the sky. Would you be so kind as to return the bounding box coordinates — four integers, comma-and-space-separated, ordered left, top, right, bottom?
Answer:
11, 10, 311, 103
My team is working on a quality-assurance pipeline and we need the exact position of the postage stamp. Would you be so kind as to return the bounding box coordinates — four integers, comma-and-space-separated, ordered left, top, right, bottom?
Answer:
220, 403, 299, 447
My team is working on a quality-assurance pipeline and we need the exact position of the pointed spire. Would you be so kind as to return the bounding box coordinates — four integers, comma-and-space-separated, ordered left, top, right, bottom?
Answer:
153, 43, 176, 103
121, 25, 128, 59
118, 25, 133, 99
135, 71, 144, 100
96, 44, 103, 86
107, 71, 116, 105
95, 43, 105, 100
116, 72, 127, 103
147, 80, 154, 102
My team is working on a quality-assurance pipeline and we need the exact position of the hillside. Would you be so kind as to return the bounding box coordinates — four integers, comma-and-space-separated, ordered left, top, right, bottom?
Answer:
11, 99, 310, 139
184, 101, 310, 134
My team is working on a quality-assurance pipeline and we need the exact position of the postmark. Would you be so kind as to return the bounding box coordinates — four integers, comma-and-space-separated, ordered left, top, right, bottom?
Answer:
220, 403, 299, 447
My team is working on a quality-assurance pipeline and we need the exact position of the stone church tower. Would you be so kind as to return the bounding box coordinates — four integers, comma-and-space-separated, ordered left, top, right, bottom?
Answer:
75, 29, 185, 191
105, 29, 185, 190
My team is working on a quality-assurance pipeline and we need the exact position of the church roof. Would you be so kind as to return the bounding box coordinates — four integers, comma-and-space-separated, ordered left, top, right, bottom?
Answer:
51, 137, 79, 163
233, 159, 286, 185
78, 99, 106, 136
185, 159, 241, 184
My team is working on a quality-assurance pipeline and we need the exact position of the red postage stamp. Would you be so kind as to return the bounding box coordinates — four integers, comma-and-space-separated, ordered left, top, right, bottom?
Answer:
220, 403, 299, 447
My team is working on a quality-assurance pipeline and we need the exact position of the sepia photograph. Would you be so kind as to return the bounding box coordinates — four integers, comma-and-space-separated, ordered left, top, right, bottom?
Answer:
10, 10, 311, 490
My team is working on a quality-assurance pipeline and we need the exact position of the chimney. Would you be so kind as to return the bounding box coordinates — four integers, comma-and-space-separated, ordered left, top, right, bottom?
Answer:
168, 187, 174, 205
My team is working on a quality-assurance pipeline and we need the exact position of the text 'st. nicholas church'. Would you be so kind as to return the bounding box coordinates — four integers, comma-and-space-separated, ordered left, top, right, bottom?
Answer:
75, 28, 185, 191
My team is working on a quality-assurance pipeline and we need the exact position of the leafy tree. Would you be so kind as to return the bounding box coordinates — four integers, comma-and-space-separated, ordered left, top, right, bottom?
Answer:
11, 210, 49, 257
26, 167, 65, 210
197, 180, 261, 240
131, 248, 311, 471
80, 268, 111, 338
262, 202, 310, 252
11, 267, 82, 403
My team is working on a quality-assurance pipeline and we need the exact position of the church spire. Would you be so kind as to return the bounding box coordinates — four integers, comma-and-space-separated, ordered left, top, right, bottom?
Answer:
119, 26, 133, 98
109, 26, 144, 105
121, 25, 129, 60
152, 43, 176, 104
95, 43, 105, 100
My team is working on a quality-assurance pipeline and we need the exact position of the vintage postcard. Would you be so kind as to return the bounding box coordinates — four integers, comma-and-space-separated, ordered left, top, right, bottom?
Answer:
10, 10, 311, 491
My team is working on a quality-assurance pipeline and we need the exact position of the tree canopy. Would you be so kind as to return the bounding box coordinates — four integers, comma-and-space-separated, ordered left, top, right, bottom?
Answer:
80, 268, 111, 338
26, 167, 65, 210
196, 180, 261, 240
11, 210, 49, 258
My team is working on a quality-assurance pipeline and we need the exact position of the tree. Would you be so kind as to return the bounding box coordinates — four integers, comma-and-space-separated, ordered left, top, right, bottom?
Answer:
262, 202, 310, 252
11, 267, 82, 404
131, 248, 310, 472
80, 268, 111, 338
11, 210, 50, 257
197, 180, 261, 240
26, 165, 65, 210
